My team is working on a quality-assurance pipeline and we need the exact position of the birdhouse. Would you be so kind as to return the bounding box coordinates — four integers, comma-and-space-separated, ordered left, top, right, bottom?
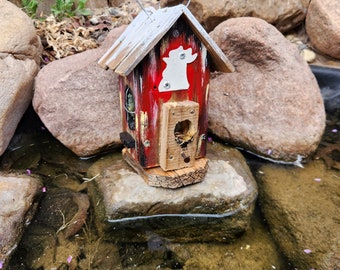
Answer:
98, 4, 234, 188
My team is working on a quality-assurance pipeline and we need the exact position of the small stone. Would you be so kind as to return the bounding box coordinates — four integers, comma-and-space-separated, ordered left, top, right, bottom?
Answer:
89, 17, 100, 25
301, 49, 316, 63
108, 7, 121, 17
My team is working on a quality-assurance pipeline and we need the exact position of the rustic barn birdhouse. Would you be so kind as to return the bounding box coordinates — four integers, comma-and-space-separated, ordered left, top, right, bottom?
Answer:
98, 4, 234, 188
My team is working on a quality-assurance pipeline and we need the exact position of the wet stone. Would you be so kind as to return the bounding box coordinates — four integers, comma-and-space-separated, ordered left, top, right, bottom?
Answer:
255, 159, 340, 269
7, 188, 91, 269
33, 188, 90, 240
87, 143, 258, 242
0, 173, 42, 269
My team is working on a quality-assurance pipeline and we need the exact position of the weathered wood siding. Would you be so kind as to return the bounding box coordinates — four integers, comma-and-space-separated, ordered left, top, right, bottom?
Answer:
120, 17, 210, 168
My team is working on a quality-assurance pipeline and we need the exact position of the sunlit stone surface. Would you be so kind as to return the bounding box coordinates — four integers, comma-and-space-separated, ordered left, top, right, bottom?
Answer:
87, 143, 258, 242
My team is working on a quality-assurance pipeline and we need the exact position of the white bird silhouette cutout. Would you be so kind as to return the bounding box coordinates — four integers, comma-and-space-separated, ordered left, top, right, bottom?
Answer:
159, 46, 197, 92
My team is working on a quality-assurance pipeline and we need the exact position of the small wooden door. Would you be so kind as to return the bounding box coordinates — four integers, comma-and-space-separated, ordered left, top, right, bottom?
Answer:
159, 100, 199, 171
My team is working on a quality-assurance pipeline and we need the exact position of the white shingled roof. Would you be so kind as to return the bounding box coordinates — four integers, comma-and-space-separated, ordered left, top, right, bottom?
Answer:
98, 4, 234, 76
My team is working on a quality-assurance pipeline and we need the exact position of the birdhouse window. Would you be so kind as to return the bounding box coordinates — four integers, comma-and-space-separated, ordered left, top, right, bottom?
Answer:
124, 86, 135, 130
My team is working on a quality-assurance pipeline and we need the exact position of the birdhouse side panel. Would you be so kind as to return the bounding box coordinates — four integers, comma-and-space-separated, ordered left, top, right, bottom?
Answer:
118, 74, 143, 164
122, 66, 163, 169
134, 57, 161, 168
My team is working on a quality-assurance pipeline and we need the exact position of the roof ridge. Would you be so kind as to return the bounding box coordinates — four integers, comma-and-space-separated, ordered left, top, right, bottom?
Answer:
98, 4, 234, 75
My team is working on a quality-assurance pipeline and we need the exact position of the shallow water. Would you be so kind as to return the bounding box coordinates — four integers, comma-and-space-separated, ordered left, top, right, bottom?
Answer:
0, 108, 288, 269
3, 110, 338, 269
2, 66, 339, 269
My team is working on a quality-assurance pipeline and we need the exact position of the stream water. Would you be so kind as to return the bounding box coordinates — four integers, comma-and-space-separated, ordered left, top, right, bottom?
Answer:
2, 66, 339, 269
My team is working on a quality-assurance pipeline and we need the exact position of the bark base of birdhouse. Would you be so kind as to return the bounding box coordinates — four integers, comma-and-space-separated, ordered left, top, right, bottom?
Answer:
122, 148, 209, 189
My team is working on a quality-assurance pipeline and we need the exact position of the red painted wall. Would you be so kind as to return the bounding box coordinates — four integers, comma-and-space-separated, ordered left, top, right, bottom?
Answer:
120, 17, 210, 168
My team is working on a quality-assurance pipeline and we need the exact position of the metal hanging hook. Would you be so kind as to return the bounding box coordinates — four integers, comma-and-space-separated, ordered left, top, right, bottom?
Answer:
135, 0, 152, 19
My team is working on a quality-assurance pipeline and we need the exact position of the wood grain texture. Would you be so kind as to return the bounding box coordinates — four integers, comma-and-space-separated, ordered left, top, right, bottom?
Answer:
123, 148, 208, 188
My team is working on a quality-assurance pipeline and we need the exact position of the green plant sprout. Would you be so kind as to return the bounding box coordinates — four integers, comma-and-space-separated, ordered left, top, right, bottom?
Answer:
51, 0, 91, 20
75, 0, 91, 16
21, 0, 39, 17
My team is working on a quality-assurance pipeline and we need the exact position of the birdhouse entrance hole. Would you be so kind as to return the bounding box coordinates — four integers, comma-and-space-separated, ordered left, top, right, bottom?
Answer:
174, 119, 194, 148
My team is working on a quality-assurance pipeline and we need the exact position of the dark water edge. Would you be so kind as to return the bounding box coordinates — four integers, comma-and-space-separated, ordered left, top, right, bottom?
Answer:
311, 65, 340, 118
2, 65, 339, 269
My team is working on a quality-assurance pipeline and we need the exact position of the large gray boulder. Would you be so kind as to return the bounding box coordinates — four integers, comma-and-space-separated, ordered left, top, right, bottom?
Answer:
0, 173, 42, 269
306, 0, 340, 60
0, 0, 42, 156
209, 17, 325, 163
33, 26, 126, 157
161, 0, 309, 32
